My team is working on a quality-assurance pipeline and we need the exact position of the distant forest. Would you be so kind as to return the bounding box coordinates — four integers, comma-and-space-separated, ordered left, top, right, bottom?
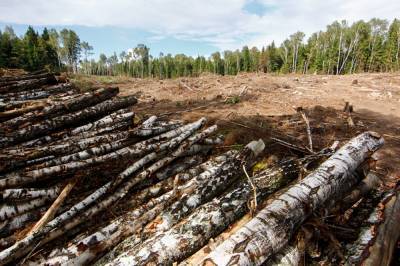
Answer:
1, 18, 400, 77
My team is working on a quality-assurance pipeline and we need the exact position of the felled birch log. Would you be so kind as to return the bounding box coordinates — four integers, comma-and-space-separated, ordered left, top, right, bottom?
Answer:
201, 135, 224, 145
253, 146, 337, 190
0, 80, 18, 88
32, 125, 217, 264
346, 189, 400, 266
0, 95, 137, 147
0, 72, 55, 83
0, 194, 58, 221
268, 245, 301, 266
200, 131, 384, 266
69, 109, 133, 135
0, 119, 180, 173
179, 144, 213, 157
0, 75, 58, 94
154, 155, 204, 182
0, 186, 61, 201
71, 120, 131, 139
2, 115, 158, 154
2, 87, 118, 130
0, 83, 73, 102
0, 207, 46, 238
0, 119, 205, 188
0, 103, 45, 122
38, 138, 134, 167
0, 119, 208, 264
39, 156, 203, 265
110, 145, 331, 265
148, 140, 264, 235
42, 139, 262, 265
141, 115, 157, 127
0, 133, 128, 173
331, 172, 382, 213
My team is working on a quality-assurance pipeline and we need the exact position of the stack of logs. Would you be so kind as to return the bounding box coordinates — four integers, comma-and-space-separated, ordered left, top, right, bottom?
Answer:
0, 71, 398, 265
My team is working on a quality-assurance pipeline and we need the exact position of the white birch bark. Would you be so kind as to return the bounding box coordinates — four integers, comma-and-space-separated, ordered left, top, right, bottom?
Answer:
346, 189, 400, 265
0, 186, 61, 201
1, 119, 205, 188
200, 132, 384, 265
0, 119, 211, 264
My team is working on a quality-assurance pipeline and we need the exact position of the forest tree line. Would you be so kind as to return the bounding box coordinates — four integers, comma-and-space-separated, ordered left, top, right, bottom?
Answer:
0, 26, 85, 72
1, 18, 400, 77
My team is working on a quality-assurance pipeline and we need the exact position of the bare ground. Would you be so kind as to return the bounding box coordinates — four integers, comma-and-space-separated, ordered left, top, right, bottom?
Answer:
76, 72, 400, 180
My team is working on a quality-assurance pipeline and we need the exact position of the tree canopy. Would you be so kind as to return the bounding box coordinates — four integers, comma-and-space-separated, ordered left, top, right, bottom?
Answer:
1, 18, 400, 77
0, 26, 85, 72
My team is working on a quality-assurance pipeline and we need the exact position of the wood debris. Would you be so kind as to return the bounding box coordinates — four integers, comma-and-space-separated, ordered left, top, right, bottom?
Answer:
0, 71, 397, 265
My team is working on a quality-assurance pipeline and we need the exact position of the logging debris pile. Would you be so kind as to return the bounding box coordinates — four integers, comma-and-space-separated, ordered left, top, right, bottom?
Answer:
0, 71, 399, 266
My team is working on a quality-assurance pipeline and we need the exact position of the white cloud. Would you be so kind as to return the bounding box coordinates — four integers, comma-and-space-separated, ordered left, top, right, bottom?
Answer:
0, 0, 399, 50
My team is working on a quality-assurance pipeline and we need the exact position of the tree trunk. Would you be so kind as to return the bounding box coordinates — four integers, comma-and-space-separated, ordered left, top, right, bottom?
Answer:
336, 29, 342, 75
0, 207, 47, 238
69, 109, 133, 135
0, 186, 61, 201
200, 132, 384, 266
37, 139, 264, 265
0, 95, 137, 147
109, 148, 331, 265
0, 119, 205, 188
0, 76, 58, 94
2, 87, 119, 131
346, 189, 400, 265
0, 103, 45, 122
0, 119, 209, 264
0, 72, 56, 83
0, 83, 73, 102
0, 194, 58, 221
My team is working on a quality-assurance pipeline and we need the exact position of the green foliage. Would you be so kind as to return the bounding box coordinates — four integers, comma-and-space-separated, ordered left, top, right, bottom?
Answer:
0, 25, 87, 72
81, 18, 400, 78
225, 95, 241, 104
2, 18, 400, 76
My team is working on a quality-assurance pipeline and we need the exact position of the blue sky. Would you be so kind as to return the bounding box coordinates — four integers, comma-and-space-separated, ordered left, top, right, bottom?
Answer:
1, 0, 399, 60
0, 23, 217, 58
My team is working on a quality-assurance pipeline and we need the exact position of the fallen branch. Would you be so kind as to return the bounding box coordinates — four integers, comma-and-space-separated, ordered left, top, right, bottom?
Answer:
27, 179, 77, 236
297, 108, 313, 153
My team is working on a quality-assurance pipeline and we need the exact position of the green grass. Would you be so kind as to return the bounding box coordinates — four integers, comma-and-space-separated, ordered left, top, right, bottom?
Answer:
225, 95, 241, 104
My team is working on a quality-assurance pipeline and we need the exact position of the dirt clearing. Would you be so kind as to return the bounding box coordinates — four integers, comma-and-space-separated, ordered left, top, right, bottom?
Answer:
79, 72, 400, 178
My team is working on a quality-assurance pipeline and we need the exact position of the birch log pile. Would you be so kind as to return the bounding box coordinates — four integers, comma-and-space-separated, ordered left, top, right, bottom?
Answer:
0, 72, 396, 265
199, 132, 384, 266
